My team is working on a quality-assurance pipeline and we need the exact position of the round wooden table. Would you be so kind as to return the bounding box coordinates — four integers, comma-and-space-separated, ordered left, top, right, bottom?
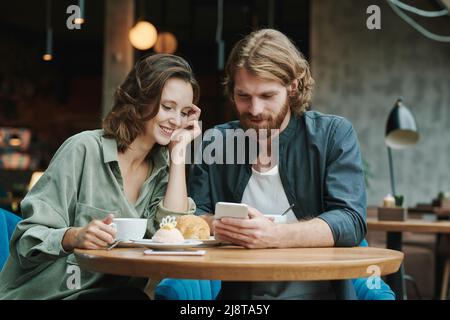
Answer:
74, 246, 403, 281
367, 218, 450, 300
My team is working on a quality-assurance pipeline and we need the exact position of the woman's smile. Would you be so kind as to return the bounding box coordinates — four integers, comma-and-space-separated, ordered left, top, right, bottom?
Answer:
160, 125, 175, 137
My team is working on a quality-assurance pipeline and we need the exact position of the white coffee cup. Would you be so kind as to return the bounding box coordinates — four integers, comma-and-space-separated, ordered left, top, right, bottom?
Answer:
110, 218, 147, 240
264, 215, 288, 224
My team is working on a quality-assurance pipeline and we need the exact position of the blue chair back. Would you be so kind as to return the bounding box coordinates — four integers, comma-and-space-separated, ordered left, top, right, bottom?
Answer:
0, 208, 22, 271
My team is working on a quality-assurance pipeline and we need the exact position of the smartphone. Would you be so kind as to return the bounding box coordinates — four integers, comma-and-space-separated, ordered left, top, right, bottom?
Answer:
214, 202, 248, 219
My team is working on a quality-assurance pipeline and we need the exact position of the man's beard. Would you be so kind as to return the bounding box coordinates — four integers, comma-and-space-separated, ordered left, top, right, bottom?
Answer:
238, 98, 290, 134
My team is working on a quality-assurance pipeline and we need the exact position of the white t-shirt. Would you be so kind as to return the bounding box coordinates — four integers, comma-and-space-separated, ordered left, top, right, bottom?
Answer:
241, 165, 297, 223
240, 165, 335, 299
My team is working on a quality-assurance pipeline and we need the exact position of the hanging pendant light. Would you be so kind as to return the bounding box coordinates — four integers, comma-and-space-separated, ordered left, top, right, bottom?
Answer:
128, 0, 158, 50
129, 0, 158, 50
74, 0, 85, 25
8, 134, 22, 147
215, 0, 224, 70
42, 0, 53, 61
153, 2, 177, 54
154, 32, 178, 54
129, 21, 158, 50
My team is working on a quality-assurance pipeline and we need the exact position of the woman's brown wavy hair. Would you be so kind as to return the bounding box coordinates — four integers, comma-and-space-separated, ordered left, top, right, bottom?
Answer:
103, 54, 200, 153
223, 29, 314, 116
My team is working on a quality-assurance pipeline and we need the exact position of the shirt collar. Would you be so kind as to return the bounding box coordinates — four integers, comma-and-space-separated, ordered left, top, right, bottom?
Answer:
100, 133, 168, 171
101, 135, 118, 163
278, 112, 299, 145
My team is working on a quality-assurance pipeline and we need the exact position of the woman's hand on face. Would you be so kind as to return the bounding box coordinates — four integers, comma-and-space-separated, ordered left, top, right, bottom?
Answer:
64, 214, 117, 251
169, 105, 201, 152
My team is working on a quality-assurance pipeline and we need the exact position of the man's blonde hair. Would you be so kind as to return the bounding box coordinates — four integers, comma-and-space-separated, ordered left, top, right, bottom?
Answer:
224, 29, 314, 116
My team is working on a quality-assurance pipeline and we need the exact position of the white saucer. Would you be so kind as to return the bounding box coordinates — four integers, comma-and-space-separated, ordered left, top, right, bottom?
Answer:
118, 239, 203, 250
197, 236, 224, 246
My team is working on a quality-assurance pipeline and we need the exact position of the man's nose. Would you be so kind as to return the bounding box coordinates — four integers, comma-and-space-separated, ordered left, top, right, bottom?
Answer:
248, 98, 264, 116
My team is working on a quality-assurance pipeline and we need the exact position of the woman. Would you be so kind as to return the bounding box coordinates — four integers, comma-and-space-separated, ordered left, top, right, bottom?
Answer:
0, 54, 201, 300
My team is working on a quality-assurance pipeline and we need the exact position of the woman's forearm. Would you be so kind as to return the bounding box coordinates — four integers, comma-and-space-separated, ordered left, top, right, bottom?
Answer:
163, 159, 189, 212
62, 227, 77, 252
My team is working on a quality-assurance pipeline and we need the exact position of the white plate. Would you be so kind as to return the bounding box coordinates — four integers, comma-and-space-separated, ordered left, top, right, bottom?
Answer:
197, 236, 223, 246
143, 249, 206, 256
118, 239, 203, 250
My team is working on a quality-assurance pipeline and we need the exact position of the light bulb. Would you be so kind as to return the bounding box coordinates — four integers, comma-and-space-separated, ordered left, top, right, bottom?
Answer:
42, 54, 53, 61
154, 32, 178, 54
129, 21, 158, 50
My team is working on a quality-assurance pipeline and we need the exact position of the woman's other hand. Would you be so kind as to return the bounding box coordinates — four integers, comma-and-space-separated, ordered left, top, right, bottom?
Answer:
62, 214, 117, 251
169, 104, 201, 156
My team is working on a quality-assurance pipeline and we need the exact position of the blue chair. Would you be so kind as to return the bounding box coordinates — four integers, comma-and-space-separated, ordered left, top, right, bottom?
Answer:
0, 208, 22, 271
155, 278, 221, 300
351, 239, 396, 300
155, 239, 396, 300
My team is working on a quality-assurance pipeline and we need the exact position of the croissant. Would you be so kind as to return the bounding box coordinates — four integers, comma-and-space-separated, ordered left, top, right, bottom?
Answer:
176, 215, 210, 240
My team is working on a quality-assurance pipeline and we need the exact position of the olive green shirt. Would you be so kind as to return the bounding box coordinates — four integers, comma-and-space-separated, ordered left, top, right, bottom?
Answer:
0, 130, 196, 300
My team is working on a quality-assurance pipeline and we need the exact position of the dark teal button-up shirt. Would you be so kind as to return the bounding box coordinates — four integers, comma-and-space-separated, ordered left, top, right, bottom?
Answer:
188, 111, 367, 299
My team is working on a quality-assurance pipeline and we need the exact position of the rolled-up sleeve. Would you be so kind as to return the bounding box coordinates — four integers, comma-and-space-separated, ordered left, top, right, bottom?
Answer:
156, 198, 196, 221
318, 118, 367, 247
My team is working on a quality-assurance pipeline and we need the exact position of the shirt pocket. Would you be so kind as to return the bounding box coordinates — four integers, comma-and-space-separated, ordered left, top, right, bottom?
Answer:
74, 202, 120, 227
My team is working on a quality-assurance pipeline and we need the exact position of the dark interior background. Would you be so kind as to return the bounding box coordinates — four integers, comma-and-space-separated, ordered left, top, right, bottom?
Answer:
0, 0, 310, 170
1, 0, 449, 210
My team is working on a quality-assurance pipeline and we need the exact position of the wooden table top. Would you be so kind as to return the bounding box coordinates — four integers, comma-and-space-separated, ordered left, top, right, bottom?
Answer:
367, 218, 450, 233
74, 246, 403, 281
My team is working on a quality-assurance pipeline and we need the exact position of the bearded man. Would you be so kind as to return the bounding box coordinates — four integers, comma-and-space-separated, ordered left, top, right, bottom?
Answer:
188, 29, 367, 300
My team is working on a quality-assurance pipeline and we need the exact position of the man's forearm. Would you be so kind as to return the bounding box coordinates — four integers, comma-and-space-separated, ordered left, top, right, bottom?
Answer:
276, 218, 335, 248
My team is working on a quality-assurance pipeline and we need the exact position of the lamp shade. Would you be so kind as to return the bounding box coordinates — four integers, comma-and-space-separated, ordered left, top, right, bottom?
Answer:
385, 98, 419, 149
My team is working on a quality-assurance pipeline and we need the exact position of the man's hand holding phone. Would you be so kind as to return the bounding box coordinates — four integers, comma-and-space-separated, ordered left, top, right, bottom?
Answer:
213, 203, 281, 248
214, 202, 249, 220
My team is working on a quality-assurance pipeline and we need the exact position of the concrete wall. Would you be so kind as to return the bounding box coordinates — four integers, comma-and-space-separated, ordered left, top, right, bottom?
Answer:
310, 0, 450, 206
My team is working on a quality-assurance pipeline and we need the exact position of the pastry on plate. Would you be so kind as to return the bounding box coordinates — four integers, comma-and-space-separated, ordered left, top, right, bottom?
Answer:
152, 216, 184, 243
176, 215, 210, 240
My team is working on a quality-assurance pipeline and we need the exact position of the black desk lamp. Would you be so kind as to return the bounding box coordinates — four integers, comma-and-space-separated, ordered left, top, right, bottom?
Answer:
385, 98, 419, 197
384, 98, 420, 300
